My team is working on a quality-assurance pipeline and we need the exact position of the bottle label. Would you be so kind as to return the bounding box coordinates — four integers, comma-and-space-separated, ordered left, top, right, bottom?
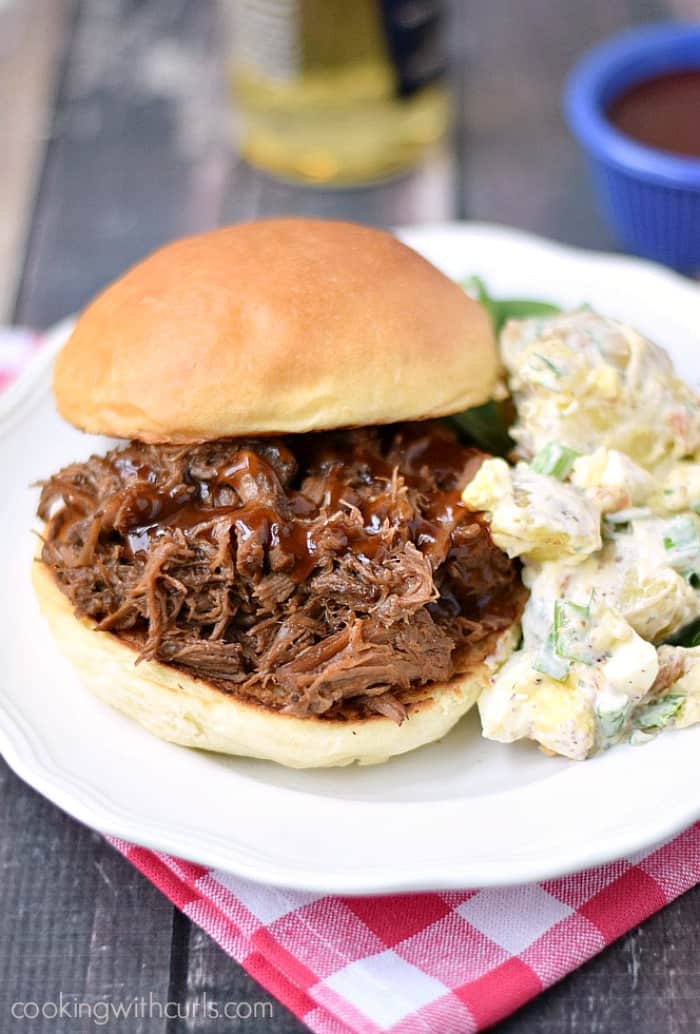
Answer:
232, 0, 300, 83
231, 0, 446, 96
379, 0, 446, 96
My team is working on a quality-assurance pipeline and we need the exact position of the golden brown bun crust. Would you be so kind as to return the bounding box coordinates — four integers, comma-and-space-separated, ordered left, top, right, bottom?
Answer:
53, 219, 498, 443
32, 558, 518, 768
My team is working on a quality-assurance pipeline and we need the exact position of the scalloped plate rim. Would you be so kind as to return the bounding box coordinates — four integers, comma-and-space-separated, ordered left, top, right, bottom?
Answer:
1, 222, 699, 894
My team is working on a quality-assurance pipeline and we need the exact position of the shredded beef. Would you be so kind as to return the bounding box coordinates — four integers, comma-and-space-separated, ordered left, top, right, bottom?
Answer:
37, 423, 523, 721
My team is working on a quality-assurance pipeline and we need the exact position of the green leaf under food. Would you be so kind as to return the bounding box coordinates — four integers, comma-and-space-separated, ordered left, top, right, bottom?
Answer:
495, 299, 561, 332
447, 401, 514, 456
668, 618, 700, 648
453, 277, 561, 455
461, 275, 499, 329
461, 276, 561, 335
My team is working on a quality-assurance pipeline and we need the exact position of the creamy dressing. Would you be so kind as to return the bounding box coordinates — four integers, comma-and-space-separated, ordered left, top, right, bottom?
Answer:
462, 459, 601, 564
570, 448, 654, 513
656, 646, 700, 729
524, 521, 699, 646
500, 309, 700, 467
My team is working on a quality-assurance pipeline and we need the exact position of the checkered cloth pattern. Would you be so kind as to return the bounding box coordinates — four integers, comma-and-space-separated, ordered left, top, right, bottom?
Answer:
108, 828, 700, 1033
6, 327, 700, 1033
0, 327, 42, 391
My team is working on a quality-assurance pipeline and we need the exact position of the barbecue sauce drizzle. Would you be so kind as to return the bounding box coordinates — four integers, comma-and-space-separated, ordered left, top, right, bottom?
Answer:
100, 426, 489, 592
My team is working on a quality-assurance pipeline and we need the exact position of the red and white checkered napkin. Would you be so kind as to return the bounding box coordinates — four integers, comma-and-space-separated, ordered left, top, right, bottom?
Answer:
0, 327, 43, 391
107, 829, 700, 1033
6, 328, 700, 1033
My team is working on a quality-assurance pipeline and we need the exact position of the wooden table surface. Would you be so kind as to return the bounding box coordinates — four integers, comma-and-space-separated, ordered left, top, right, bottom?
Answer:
2, 2, 700, 1031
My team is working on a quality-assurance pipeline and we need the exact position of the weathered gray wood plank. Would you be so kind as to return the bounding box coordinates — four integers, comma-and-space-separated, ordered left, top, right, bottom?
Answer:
0, 760, 173, 1034
0, 0, 70, 322
454, 0, 669, 245
13, 0, 233, 327
170, 924, 296, 1034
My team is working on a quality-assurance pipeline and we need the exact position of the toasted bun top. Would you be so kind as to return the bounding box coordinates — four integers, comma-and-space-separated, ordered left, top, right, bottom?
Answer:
53, 219, 498, 443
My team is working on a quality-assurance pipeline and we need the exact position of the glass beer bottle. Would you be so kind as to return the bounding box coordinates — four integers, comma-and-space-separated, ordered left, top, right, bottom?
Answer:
225, 0, 449, 185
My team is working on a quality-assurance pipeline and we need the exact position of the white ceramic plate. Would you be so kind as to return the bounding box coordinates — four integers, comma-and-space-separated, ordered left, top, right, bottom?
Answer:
2, 223, 700, 894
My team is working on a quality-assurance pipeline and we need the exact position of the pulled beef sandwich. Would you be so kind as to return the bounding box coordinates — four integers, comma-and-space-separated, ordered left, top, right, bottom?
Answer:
33, 218, 524, 768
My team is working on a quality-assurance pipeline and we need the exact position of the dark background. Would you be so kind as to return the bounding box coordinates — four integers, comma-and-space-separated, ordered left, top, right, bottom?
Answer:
2, 1, 700, 1031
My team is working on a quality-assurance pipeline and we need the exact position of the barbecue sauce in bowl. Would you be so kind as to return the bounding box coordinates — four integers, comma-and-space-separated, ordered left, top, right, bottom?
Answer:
607, 70, 700, 158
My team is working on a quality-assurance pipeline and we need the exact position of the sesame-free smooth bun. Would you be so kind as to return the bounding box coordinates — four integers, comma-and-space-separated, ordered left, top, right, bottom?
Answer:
53, 218, 498, 443
32, 559, 518, 768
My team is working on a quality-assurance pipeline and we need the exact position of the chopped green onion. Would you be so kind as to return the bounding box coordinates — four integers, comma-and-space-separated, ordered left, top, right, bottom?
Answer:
663, 515, 698, 551
531, 352, 562, 377
634, 694, 684, 731
604, 507, 652, 525
553, 598, 595, 664
534, 596, 596, 677
596, 704, 627, 741
662, 515, 700, 573
530, 442, 580, 479
534, 631, 571, 681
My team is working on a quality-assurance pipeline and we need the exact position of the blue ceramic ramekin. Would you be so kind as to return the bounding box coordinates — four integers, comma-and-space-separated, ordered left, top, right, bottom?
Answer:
565, 22, 700, 273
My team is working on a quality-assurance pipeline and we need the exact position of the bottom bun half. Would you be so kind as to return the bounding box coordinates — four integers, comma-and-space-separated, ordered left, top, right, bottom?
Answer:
32, 559, 519, 768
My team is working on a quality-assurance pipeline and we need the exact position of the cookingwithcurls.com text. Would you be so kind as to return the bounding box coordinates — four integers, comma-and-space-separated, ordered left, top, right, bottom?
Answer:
10, 992, 274, 1026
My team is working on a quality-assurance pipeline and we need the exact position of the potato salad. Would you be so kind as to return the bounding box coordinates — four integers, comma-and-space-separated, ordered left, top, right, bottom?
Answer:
462, 308, 700, 760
